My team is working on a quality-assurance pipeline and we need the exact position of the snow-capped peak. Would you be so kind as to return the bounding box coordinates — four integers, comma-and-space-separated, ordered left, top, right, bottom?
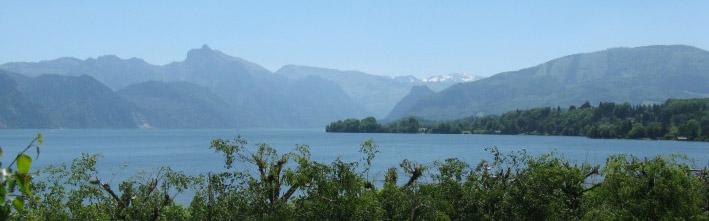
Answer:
421, 73, 482, 83
391, 75, 420, 83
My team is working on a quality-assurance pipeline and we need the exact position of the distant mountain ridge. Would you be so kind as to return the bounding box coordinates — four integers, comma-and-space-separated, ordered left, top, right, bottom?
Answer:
117, 81, 236, 128
276, 65, 414, 117
277, 65, 483, 117
420, 73, 482, 83
393, 73, 483, 91
386, 85, 435, 121
1, 45, 366, 128
0, 70, 141, 128
2, 46, 484, 122
0, 70, 246, 128
387, 45, 709, 120
0, 71, 51, 128
3, 44, 707, 128
1, 55, 162, 90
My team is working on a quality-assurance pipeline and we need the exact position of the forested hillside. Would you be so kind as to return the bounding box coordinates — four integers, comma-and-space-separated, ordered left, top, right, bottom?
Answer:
277, 65, 479, 117
0, 71, 50, 128
0, 71, 139, 128
0, 46, 366, 128
117, 81, 237, 128
388, 45, 709, 120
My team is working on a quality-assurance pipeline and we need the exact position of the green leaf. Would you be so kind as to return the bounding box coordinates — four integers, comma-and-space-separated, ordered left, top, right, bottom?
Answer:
16, 154, 32, 174
8, 179, 16, 192
12, 197, 24, 211
0, 184, 6, 199
15, 174, 31, 195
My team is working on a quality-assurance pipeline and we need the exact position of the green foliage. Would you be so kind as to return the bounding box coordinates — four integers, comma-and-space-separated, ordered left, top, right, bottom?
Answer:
583, 155, 707, 220
329, 98, 709, 141
326, 117, 386, 133
2, 135, 708, 220
15, 155, 31, 175
0, 133, 42, 220
327, 116, 423, 133
22, 153, 198, 221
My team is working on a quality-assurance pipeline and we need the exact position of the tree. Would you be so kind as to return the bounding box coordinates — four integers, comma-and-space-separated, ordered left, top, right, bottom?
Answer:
358, 117, 381, 133
325, 98, 709, 142
679, 119, 701, 140
583, 155, 705, 220
626, 123, 646, 139
701, 116, 709, 140
580, 101, 592, 109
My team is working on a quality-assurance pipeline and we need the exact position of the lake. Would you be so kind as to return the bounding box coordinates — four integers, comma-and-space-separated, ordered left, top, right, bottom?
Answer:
1, 128, 708, 180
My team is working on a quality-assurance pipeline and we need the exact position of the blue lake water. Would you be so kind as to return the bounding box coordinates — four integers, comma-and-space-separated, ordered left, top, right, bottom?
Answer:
1, 128, 707, 179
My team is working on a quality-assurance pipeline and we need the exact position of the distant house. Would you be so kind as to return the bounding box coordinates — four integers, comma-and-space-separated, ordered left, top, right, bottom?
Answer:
677, 136, 688, 140
418, 128, 429, 133
461, 130, 472, 134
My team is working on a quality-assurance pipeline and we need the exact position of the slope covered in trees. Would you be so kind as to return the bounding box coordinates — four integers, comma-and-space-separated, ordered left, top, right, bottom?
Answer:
276, 65, 417, 117
14, 74, 140, 128
0, 45, 366, 128
0, 71, 140, 128
328, 98, 709, 141
0, 70, 246, 128
0, 71, 51, 128
276, 65, 478, 117
117, 81, 237, 128
386, 85, 436, 120
388, 45, 709, 120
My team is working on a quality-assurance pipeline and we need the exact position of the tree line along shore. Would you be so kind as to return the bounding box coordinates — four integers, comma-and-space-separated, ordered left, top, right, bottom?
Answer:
327, 98, 709, 142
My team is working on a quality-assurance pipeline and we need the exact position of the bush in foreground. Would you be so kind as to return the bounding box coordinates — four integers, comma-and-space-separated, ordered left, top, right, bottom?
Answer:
3, 136, 708, 220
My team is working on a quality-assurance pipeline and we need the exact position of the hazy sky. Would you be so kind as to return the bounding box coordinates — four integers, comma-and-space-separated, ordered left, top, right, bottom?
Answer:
2, 1, 709, 77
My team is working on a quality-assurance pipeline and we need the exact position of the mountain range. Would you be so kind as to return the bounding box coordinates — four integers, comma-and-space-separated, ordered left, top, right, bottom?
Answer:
276, 65, 480, 116
0, 71, 140, 128
387, 45, 709, 120
0, 71, 51, 128
276, 65, 403, 118
0, 46, 365, 128
1, 44, 707, 128
0, 45, 478, 128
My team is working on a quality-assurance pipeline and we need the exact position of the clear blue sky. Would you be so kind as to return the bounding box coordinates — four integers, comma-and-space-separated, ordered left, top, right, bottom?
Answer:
2, 1, 708, 77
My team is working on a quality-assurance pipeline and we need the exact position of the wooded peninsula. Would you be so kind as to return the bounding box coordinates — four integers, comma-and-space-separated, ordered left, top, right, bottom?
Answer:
327, 98, 709, 141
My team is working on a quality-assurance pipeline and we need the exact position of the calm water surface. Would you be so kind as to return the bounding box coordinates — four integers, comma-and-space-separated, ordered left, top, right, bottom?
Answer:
0, 128, 707, 180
